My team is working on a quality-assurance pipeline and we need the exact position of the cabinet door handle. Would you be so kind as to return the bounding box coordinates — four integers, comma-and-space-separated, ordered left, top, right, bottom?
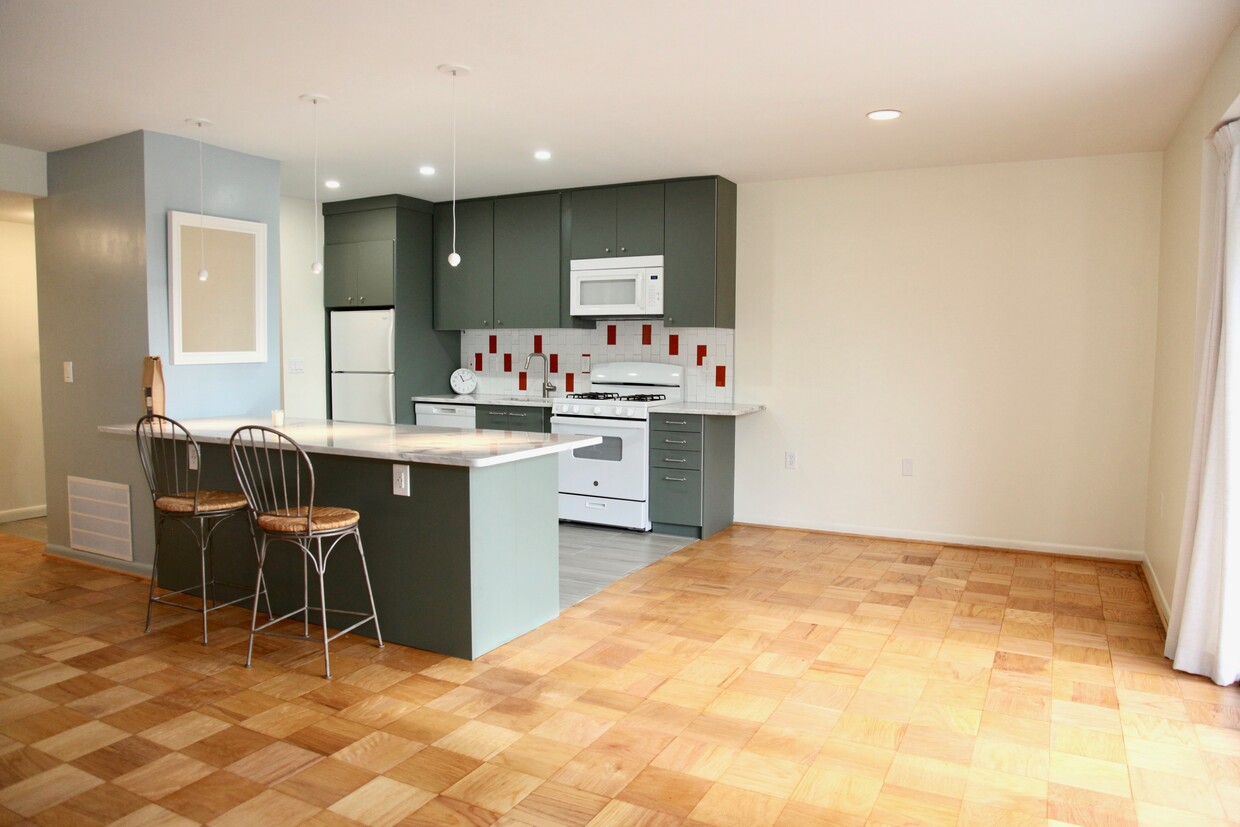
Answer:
664, 420, 688, 425
604, 246, 611, 253
664, 439, 687, 444
489, 411, 507, 417
508, 412, 527, 417
664, 476, 687, 482
497, 320, 504, 327
348, 296, 353, 303
663, 457, 687, 463
620, 246, 626, 252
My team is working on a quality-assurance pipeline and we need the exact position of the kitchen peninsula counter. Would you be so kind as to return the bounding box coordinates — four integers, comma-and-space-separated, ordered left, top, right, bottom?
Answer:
100, 416, 600, 660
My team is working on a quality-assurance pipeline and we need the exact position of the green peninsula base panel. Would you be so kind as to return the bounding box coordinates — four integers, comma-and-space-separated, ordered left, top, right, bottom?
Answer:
154, 443, 559, 661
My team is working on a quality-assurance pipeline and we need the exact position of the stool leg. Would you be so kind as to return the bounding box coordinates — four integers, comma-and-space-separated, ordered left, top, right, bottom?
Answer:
145, 514, 165, 633
245, 534, 269, 669
198, 517, 210, 645
246, 519, 274, 622
354, 528, 383, 649
302, 551, 310, 638
317, 537, 331, 679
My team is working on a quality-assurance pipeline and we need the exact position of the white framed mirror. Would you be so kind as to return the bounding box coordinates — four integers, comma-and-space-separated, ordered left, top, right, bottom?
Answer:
168, 210, 268, 364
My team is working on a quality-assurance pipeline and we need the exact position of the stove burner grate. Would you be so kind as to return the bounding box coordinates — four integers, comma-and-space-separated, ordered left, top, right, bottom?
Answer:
621, 393, 667, 402
566, 392, 620, 400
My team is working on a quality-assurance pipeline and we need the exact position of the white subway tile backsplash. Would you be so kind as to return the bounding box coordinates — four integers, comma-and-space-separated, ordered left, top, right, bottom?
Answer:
459, 320, 733, 403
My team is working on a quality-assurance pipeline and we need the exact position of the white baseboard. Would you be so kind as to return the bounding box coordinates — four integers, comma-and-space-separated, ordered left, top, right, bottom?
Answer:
1141, 558, 1171, 629
731, 515, 1145, 562
0, 505, 47, 524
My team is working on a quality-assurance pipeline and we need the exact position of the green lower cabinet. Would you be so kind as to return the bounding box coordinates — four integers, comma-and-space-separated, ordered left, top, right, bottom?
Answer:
477, 405, 550, 433
649, 413, 736, 539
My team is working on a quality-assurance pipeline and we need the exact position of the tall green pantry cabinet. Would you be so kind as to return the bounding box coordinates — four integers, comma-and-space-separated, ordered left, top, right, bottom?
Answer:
323, 195, 460, 423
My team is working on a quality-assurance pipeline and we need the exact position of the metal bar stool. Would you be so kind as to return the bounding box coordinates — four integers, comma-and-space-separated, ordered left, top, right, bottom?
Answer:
136, 414, 270, 644
228, 425, 383, 679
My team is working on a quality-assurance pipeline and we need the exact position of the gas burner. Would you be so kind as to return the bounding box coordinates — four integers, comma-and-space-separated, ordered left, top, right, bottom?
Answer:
567, 392, 620, 400
621, 393, 666, 402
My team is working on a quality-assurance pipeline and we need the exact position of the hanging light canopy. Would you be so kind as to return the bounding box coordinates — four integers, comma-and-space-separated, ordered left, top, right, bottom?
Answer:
300, 94, 330, 276
438, 64, 470, 268
185, 118, 212, 281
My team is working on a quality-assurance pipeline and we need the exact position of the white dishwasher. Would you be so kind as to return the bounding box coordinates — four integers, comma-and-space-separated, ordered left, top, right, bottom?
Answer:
414, 403, 476, 429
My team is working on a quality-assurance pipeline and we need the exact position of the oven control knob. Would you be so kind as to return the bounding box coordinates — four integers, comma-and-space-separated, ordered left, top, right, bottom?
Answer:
570, 405, 580, 414
593, 406, 603, 415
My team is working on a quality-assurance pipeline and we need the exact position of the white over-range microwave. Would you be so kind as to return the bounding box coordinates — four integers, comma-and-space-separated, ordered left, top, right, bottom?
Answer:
569, 255, 664, 318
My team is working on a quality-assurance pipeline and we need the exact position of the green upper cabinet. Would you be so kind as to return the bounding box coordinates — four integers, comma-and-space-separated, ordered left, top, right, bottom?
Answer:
663, 177, 737, 328
433, 200, 494, 330
493, 193, 561, 328
324, 239, 395, 307
569, 183, 664, 259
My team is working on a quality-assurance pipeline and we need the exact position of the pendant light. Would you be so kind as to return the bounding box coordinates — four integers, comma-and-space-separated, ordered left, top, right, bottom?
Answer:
186, 118, 212, 281
438, 64, 470, 268
300, 94, 330, 275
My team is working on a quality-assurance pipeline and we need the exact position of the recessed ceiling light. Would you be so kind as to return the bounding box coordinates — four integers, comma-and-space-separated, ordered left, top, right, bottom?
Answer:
419, 165, 435, 176
534, 150, 552, 161
324, 179, 341, 189
867, 109, 902, 121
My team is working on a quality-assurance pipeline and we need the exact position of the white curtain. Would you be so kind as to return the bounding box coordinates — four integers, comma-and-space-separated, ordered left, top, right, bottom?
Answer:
1166, 120, 1240, 686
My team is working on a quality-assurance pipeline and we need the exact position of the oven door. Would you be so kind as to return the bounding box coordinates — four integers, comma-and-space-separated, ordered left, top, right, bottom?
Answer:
551, 416, 650, 501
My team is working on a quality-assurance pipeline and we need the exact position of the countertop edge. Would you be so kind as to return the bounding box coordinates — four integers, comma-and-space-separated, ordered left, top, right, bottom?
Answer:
412, 394, 554, 408
654, 403, 766, 417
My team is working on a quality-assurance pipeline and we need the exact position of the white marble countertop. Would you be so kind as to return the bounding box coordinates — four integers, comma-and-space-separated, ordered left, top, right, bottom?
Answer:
412, 394, 554, 408
654, 402, 766, 417
100, 416, 600, 468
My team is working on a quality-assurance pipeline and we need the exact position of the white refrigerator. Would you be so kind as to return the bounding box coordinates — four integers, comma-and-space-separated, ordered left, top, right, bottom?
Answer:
330, 309, 396, 424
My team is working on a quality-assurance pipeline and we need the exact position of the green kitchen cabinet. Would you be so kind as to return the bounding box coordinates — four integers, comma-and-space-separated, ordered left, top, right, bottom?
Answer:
322, 194, 460, 422
476, 405, 551, 434
663, 177, 737, 328
649, 412, 735, 539
433, 199, 495, 330
569, 183, 664, 259
323, 239, 395, 307
493, 193, 561, 328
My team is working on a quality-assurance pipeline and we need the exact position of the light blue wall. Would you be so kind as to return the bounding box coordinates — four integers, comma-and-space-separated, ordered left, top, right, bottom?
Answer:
143, 132, 281, 417
36, 130, 282, 572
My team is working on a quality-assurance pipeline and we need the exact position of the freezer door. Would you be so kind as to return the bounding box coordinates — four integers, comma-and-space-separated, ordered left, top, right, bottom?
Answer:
330, 309, 395, 373
331, 373, 395, 424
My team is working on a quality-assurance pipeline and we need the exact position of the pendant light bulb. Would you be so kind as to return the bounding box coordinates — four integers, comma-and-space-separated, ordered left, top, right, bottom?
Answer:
438, 64, 470, 269
198, 268, 209, 282
301, 94, 330, 277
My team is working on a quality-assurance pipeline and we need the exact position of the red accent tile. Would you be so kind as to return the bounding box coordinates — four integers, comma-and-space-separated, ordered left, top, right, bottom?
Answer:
474, 352, 482, 372
697, 344, 707, 366
549, 354, 559, 374
518, 371, 527, 391
582, 354, 591, 374
503, 353, 512, 372
566, 373, 575, 392
489, 335, 498, 354
607, 325, 617, 346
669, 335, 679, 356
642, 324, 652, 345
534, 335, 542, 354
716, 365, 727, 387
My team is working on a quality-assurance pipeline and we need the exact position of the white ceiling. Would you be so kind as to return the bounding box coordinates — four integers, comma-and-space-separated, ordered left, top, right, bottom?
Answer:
1, 0, 1238, 203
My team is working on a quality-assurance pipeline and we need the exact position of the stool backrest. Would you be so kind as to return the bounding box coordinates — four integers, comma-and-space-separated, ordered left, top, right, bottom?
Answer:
136, 414, 203, 505
229, 426, 317, 534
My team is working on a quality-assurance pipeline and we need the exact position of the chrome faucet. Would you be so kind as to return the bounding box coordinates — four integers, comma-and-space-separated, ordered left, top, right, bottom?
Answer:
524, 352, 556, 398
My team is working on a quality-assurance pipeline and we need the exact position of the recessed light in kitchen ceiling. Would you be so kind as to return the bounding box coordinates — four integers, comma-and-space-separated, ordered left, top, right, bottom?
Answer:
867, 109, 902, 121
419, 165, 435, 176
324, 179, 340, 189
534, 150, 551, 161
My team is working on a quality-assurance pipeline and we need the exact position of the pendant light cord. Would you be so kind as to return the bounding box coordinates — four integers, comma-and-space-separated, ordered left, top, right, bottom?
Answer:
313, 98, 320, 265
451, 69, 458, 258
197, 124, 206, 274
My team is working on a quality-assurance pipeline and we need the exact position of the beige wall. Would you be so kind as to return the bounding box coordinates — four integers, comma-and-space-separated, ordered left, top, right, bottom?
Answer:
0, 219, 46, 521
1144, 26, 1240, 616
734, 153, 1162, 558
278, 196, 326, 419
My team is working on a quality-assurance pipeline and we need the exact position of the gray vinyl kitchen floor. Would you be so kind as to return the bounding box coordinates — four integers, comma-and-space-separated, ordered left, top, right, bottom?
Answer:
0, 517, 692, 610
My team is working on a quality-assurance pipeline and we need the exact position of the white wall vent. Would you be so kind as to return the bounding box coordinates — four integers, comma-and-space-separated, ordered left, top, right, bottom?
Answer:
67, 476, 132, 561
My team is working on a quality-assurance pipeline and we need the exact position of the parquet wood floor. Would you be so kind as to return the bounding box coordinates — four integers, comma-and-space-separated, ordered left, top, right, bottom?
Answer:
1, 525, 1238, 825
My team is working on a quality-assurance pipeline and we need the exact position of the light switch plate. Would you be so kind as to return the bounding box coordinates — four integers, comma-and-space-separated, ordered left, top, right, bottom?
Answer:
392, 464, 410, 497
288, 357, 304, 374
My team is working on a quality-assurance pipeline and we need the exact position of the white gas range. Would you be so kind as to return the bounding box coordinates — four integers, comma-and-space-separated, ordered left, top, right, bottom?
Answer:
550, 362, 684, 531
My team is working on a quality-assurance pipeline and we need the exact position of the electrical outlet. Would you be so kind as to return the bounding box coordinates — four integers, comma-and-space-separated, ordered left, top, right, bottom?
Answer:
187, 444, 199, 470
392, 464, 410, 497
785, 451, 797, 470
901, 458, 913, 477
63, 361, 74, 383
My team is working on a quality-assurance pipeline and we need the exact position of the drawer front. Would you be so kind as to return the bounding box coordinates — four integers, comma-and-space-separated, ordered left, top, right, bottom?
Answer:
652, 430, 702, 452
649, 447, 702, 471
650, 412, 702, 433
650, 469, 703, 526
477, 405, 548, 433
